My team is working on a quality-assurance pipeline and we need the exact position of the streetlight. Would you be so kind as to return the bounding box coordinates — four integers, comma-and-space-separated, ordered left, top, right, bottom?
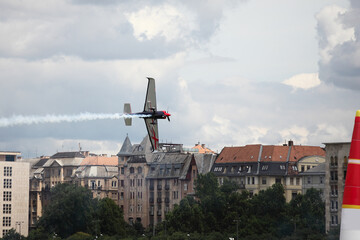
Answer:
233, 219, 240, 240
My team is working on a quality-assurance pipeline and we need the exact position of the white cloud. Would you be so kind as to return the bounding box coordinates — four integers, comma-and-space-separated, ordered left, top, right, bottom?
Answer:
316, 5, 355, 64
126, 4, 198, 42
282, 73, 321, 90
280, 126, 310, 145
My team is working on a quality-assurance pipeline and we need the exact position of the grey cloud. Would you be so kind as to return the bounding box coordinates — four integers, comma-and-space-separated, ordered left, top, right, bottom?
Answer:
318, 3, 360, 91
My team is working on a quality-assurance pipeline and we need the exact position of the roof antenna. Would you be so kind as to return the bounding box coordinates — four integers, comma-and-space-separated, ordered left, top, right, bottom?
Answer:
79, 143, 82, 152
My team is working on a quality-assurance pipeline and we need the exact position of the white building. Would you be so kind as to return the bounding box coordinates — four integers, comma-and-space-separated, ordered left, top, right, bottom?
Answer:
0, 152, 29, 237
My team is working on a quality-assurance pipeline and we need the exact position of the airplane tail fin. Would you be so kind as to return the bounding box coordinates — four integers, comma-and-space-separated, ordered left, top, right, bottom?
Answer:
124, 103, 132, 126
340, 110, 360, 239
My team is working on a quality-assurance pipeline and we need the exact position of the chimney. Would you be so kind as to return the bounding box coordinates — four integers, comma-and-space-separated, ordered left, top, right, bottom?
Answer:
288, 140, 294, 146
201, 144, 205, 148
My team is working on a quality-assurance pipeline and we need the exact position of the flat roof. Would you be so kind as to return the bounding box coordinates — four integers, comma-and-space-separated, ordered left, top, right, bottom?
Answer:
0, 151, 21, 155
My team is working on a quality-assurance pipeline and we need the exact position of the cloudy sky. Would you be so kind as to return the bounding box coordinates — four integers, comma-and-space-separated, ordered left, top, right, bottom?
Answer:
0, 0, 359, 158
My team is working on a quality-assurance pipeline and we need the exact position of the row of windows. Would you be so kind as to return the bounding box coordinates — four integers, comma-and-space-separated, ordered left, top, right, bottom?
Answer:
3, 179, 11, 189
3, 217, 11, 227
120, 167, 143, 175
3, 191, 11, 202
4, 167, 12, 177
3, 204, 11, 214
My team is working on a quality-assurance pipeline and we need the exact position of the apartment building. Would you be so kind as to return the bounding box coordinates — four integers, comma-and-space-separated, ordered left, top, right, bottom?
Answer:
72, 155, 119, 203
323, 142, 350, 232
300, 163, 325, 200
29, 151, 119, 229
0, 152, 29, 237
211, 141, 325, 202
117, 136, 216, 228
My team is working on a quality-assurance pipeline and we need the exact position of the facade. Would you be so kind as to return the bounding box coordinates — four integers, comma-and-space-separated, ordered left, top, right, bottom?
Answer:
300, 163, 325, 200
117, 136, 216, 228
29, 151, 118, 229
211, 141, 325, 202
72, 155, 119, 203
0, 152, 29, 237
324, 142, 350, 232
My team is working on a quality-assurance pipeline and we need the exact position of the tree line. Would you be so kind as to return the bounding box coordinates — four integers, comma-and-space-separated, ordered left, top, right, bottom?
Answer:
2, 173, 339, 240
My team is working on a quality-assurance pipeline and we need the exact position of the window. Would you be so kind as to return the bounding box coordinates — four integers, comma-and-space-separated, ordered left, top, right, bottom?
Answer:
320, 176, 324, 184
296, 177, 300, 185
111, 181, 117, 188
5, 155, 14, 162
331, 185, 338, 196
3, 192, 11, 201
120, 180, 124, 187
301, 166, 305, 172
331, 171, 338, 181
137, 167, 142, 174
262, 177, 267, 185
290, 177, 294, 185
184, 183, 188, 191
252, 177, 255, 184
331, 215, 338, 225
307, 177, 311, 184
121, 167, 124, 174
280, 165, 285, 170
130, 167, 134, 174
3, 167, 12, 177
91, 180, 96, 189
276, 178, 281, 184
247, 177, 251, 185
262, 165, 268, 171
2, 217, 11, 227
120, 192, 124, 200
3, 204, 11, 214
3, 179, 11, 189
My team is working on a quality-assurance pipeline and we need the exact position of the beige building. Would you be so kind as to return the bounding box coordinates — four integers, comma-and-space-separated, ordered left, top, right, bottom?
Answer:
323, 142, 350, 232
211, 141, 325, 202
0, 151, 29, 237
72, 155, 119, 203
29, 151, 119, 229
117, 136, 215, 228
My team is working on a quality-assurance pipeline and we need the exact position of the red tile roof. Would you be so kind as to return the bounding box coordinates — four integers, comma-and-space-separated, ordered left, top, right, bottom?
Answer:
81, 156, 118, 166
216, 144, 325, 163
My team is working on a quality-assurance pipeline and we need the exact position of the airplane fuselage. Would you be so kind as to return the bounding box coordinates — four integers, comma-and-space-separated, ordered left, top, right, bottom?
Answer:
133, 110, 171, 120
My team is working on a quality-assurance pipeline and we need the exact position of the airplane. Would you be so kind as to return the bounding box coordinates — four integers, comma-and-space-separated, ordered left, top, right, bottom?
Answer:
123, 77, 171, 151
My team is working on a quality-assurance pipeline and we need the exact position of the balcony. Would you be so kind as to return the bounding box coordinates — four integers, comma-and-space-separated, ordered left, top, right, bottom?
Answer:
157, 198, 162, 203
157, 210, 162, 216
149, 198, 154, 203
165, 185, 170, 190
157, 185, 162, 190
165, 197, 170, 203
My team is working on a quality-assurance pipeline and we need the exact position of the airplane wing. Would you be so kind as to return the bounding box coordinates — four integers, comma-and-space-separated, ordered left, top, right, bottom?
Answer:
143, 78, 157, 112
144, 118, 159, 151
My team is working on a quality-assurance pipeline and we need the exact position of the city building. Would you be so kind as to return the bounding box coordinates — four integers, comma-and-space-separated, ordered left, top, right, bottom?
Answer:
211, 141, 325, 202
324, 142, 350, 232
300, 163, 325, 199
0, 151, 29, 237
72, 155, 119, 203
117, 136, 216, 228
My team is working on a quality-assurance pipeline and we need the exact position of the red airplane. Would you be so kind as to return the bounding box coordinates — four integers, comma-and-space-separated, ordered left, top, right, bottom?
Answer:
124, 77, 171, 151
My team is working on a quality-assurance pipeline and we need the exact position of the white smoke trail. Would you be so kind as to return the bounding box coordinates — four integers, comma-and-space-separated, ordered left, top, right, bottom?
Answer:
0, 112, 151, 128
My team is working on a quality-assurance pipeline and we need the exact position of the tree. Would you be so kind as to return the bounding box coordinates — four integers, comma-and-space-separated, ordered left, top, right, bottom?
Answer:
288, 188, 325, 239
94, 198, 127, 236
166, 196, 205, 234
1, 229, 25, 240
38, 183, 96, 238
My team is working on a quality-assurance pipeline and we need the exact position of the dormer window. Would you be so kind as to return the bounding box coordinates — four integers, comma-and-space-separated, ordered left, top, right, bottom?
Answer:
280, 165, 285, 170
262, 165, 268, 171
